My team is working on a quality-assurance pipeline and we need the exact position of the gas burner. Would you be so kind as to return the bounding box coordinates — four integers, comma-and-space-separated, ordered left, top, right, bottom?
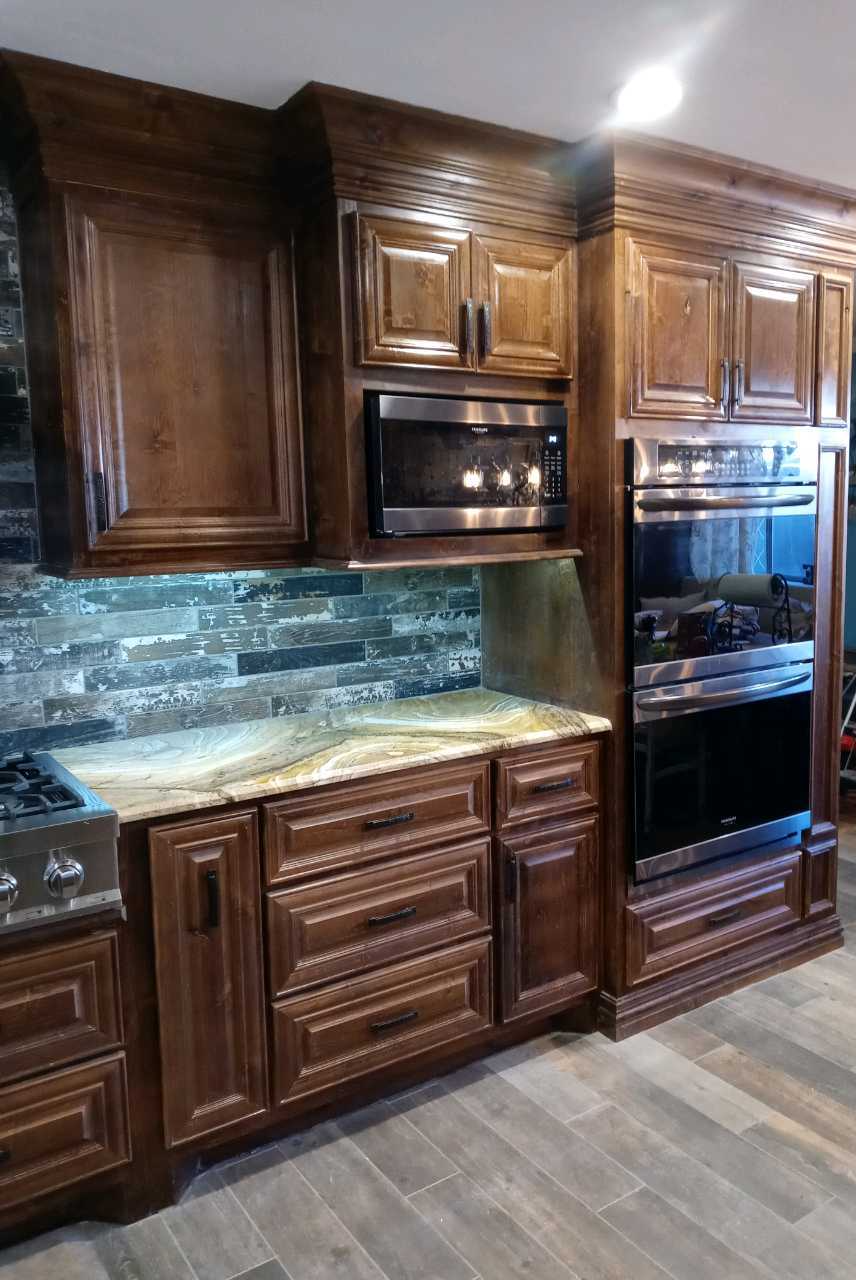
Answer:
0, 752, 83, 823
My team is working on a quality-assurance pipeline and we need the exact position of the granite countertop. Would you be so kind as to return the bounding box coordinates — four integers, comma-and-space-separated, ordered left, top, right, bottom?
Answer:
54, 688, 611, 825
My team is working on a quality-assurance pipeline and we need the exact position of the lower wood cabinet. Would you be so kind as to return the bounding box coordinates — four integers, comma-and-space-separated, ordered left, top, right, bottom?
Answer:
272, 937, 492, 1105
625, 849, 802, 987
149, 812, 268, 1148
0, 1052, 130, 1211
499, 815, 599, 1023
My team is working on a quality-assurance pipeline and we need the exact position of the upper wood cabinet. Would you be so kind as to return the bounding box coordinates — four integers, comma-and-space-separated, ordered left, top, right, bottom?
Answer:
149, 812, 268, 1148
731, 260, 816, 423
1, 52, 308, 576
353, 213, 574, 379
355, 214, 474, 369
816, 270, 853, 426
474, 235, 574, 378
66, 191, 306, 568
627, 238, 833, 426
629, 241, 729, 419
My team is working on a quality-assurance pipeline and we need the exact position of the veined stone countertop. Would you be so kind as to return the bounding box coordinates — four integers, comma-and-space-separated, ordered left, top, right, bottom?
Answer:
54, 688, 611, 825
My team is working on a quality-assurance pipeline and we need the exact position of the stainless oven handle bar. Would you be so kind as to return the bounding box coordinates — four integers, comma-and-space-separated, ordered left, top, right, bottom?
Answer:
637, 670, 811, 712
636, 494, 815, 512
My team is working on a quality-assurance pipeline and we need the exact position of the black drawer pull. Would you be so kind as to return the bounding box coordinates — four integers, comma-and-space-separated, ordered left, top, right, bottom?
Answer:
205, 869, 220, 930
367, 905, 417, 928
369, 1008, 419, 1034
0, 1148, 11, 1165
364, 811, 415, 831
708, 907, 743, 929
532, 777, 576, 794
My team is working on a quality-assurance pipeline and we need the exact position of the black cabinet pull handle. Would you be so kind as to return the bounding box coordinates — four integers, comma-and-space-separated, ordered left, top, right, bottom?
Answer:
367, 905, 417, 928
205, 869, 220, 929
505, 851, 518, 901
90, 471, 108, 534
480, 302, 492, 357
369, 1008, 419, 1034
462, 298, 474, 356
532, 777, 576, 794
364, 811, 415, 831
708, 907, 742, 929
0, 1148, 10, 1165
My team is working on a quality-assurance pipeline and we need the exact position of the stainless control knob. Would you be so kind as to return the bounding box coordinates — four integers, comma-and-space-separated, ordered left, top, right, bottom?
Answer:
0, 873, 19, 913
45, 857, 85, 900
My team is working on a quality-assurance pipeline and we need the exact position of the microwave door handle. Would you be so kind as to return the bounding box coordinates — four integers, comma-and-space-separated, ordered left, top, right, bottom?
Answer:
636, 494, 815, 512
637, 670, 811, 712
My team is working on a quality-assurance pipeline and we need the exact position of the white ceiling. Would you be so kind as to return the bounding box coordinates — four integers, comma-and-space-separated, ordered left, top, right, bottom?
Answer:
2, 0, 854, 189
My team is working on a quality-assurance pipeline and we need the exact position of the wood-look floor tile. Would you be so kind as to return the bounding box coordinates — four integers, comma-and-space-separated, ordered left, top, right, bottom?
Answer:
600, 1032, 774, 1132
394, 1082, 674, 1280
411, 1172, 578, 1280
600, 1186, 767, 1280
796, 1196, 856, 1261
233, 1263, 290, 1280
723, 987, 856, 1072
281, 1122, 477, 1280
94, 1217, 196, 1280
441, 1062, 640, 1211
753, 971, 824, 1008
545, 1038, 829, 1221
0, 1232, 110, 1280
742, 1117, 856, 1207
161, 1169, 273, 1280
646, 1016, 724, 1061
483, 1033, 604, 1121
336, 1098, 457, 1195
222, 1146, 385, 1280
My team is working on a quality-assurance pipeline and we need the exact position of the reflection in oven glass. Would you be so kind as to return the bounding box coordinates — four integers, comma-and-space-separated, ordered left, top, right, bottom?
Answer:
633, 515, 815, 668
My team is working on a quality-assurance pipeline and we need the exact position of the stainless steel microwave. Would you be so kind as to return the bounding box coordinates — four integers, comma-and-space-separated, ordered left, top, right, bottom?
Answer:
365, 393, 567, 537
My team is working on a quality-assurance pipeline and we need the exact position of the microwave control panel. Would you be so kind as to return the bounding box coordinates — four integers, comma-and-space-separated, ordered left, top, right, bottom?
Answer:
542, 438, 566, 503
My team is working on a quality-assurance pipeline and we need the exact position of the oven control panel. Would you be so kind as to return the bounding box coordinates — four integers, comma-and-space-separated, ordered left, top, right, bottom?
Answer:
632, 439, 818, 488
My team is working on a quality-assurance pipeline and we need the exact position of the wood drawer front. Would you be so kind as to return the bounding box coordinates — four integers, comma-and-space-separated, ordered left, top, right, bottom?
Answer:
0, 1052, 130, 1211
496, 740, 599, 829
0, 931, 123, 1086
268, 838, 492, 996
272, 937, 491, 1105
626, 851, 802, 986
264, 759, 490, 885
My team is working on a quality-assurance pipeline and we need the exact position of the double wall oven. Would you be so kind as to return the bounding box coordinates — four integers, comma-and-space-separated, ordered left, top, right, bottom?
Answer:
628, 439, 816, 883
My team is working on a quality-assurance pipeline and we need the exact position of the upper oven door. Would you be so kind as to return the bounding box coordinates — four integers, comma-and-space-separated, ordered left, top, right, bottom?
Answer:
631, 485, 816, 685
366, 394, 567, 536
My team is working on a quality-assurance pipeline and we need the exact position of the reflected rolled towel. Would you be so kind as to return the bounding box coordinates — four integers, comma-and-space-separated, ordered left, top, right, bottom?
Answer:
715, 573, 786, 606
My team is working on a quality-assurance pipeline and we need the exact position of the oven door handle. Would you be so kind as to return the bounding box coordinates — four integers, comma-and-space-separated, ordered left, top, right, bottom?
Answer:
637, 670, 811, 712
636, 494, 814, 512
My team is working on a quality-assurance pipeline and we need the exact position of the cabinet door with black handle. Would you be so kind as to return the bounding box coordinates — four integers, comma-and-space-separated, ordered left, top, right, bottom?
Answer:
499, 815, 599, 1023
149, 812, 268, 1147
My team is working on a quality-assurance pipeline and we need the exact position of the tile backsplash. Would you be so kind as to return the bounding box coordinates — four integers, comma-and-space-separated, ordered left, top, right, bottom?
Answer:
0, 178, 481, 753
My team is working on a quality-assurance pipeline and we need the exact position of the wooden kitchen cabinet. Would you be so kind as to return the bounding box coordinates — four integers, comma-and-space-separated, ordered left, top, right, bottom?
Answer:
354, 213, 474, 369
731, 258, 816, 423
499, 815, 599, 1023
627, 240, 729, 419
474, 235, 574, 377
149, 812, 268, 1148
816, 269, 853, 426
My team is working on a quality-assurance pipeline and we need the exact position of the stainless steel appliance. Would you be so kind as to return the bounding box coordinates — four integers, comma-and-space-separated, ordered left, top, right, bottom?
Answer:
630, 438, 817, 686
366, 393, 567, 536
628, 438, 815, 882
0, 751, 121, 934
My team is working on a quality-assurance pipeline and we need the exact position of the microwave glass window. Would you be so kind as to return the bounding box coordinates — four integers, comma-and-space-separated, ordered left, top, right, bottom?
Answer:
376, 419, 562, 509
633, 512, 815, 668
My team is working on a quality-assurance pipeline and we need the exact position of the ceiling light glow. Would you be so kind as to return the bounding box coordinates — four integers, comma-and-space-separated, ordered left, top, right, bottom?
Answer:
615, 67, 683, 124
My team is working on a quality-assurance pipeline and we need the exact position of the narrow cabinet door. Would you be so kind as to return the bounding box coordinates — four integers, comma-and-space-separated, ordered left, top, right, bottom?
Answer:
627, 239, 729, 419
474, 235, 574, 377
816, 270, 853, 426
149, 812, 268, 1147
354, 214, 474, 369
731, 259, 816, 422
499, 816, 598, 1023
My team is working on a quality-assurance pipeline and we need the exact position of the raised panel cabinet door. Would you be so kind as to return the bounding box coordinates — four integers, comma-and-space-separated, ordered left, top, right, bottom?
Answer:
66, 190, 306, 567
627, 240, 729, 419
149, 812, 268, 1147
816, 270, 853, 426
355, 213, 474, 369
731, 259, 816, 422
499, 815, 598, 1023
474, 235, 574, 377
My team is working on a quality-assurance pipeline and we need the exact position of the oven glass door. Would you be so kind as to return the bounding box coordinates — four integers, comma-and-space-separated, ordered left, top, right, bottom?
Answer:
632, 488, 816, 682
367, 395, 567, 535
632, 665, 812, 882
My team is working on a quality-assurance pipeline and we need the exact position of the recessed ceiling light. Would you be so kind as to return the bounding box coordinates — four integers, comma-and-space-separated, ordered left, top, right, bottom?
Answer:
615, 67, 683, 124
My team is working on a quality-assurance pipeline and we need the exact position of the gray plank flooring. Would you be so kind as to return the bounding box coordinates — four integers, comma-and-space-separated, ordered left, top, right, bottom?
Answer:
5, 812, 856, 1280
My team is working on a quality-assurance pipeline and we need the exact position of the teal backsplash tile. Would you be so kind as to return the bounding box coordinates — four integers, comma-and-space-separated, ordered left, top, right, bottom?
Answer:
0, 178, 481, 750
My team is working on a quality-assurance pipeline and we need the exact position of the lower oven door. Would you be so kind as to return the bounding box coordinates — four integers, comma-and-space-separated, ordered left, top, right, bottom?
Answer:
632, 661, 812, 882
